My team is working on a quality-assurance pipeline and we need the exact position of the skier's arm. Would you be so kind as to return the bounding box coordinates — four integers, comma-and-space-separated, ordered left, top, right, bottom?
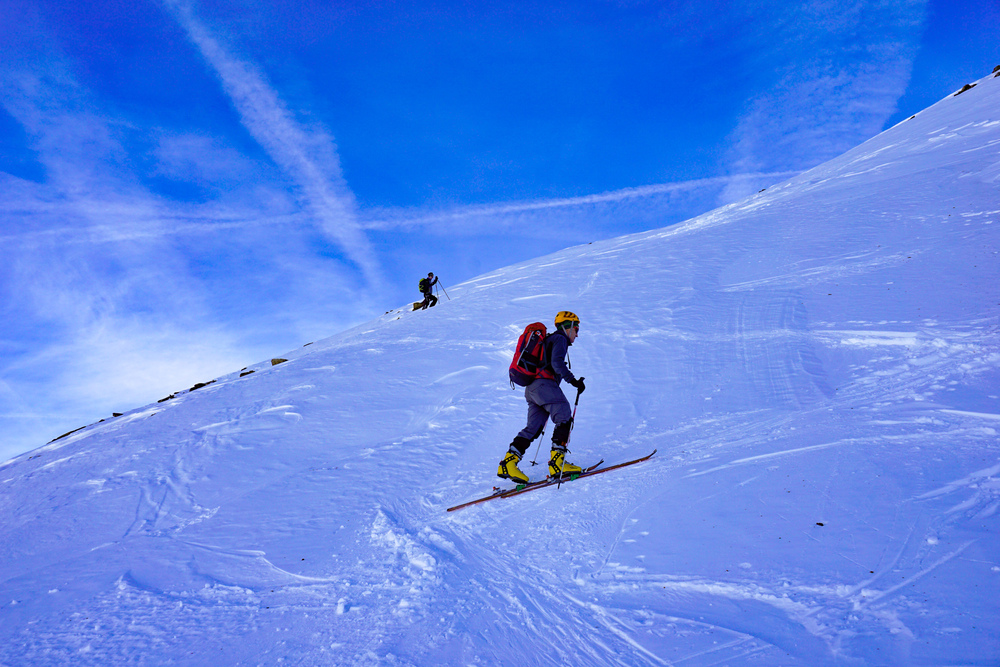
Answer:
548, 336, 576, 383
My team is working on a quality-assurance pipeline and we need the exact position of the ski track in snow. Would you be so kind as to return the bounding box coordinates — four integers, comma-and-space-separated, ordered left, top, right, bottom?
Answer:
2, 72, 1000, 665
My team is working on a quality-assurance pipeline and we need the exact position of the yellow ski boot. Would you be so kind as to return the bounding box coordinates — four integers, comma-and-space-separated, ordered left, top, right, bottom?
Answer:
549, 447, 583, 478
498, 450, 530, 484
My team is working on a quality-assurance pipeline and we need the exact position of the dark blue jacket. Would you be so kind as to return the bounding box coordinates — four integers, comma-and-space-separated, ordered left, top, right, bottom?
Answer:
541, 330, 576, 385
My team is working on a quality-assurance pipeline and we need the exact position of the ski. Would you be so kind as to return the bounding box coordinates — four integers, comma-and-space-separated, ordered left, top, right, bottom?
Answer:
446, 459, 603, 513
446, 449, 656, 512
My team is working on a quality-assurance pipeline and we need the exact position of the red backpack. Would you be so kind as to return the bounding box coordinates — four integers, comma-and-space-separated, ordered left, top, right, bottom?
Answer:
508, 322, 548, 387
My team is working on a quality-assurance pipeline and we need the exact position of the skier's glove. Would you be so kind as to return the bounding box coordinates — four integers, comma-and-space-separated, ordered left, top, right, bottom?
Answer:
569, 377, 586, 394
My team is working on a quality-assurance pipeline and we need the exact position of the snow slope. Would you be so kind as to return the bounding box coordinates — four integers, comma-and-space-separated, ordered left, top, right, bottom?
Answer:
1, 71, 998, 665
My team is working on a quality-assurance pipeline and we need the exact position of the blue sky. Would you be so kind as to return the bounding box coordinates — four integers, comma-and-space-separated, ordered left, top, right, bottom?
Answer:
1, 0, 997, 459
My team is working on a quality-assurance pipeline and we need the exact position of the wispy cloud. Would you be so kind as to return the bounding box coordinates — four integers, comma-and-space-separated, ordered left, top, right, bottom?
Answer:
360, 171, 800, 234
0, 59, 372, 460
162, 0, 379, 284
720, 0, 928, 202
3, 167, 800, 246
0, 174, 301, 247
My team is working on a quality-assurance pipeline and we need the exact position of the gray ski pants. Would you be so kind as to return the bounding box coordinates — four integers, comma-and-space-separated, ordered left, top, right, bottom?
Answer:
516, 378, 572, 442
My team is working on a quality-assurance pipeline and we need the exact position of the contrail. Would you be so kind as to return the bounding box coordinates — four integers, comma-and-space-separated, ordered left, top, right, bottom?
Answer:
360, 171, 800, 231
162, 0, 379, 284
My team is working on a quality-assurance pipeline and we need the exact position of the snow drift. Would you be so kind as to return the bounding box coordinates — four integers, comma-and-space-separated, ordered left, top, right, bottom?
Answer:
1, 71, 999, 665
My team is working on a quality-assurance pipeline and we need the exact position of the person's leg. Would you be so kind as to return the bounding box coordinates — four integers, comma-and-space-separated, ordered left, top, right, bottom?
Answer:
515, 402, 549, 446
521, 380, 583, 477
528, 380, 571, 440
532, 384, 581, 477
499, 392, 549, 483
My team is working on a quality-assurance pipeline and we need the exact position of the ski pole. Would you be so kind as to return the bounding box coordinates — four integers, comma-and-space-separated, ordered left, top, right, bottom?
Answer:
569, 381, 583, 429
528, 428, 545, 466
557, 380, 584, 488
439, 281, 451, 300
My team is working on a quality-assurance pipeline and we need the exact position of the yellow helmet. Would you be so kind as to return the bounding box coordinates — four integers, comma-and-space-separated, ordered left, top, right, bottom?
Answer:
554, 311, 580, 330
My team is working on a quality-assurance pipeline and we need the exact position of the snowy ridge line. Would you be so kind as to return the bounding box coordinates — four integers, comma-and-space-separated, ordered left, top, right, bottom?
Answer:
18, 292, 445, 462
13, 342, 321, 461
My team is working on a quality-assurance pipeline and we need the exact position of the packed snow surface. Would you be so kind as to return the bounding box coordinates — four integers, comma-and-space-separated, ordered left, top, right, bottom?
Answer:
2, 73, 999, 665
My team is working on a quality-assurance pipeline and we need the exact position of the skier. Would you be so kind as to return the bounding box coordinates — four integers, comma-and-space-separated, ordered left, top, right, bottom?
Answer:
418, 272, 439, 309
498, 311, 587, 484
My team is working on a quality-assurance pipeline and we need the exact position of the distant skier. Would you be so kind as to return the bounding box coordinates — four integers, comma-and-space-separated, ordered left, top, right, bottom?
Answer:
418, 272, 439, 309
498, 311, 586, 484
